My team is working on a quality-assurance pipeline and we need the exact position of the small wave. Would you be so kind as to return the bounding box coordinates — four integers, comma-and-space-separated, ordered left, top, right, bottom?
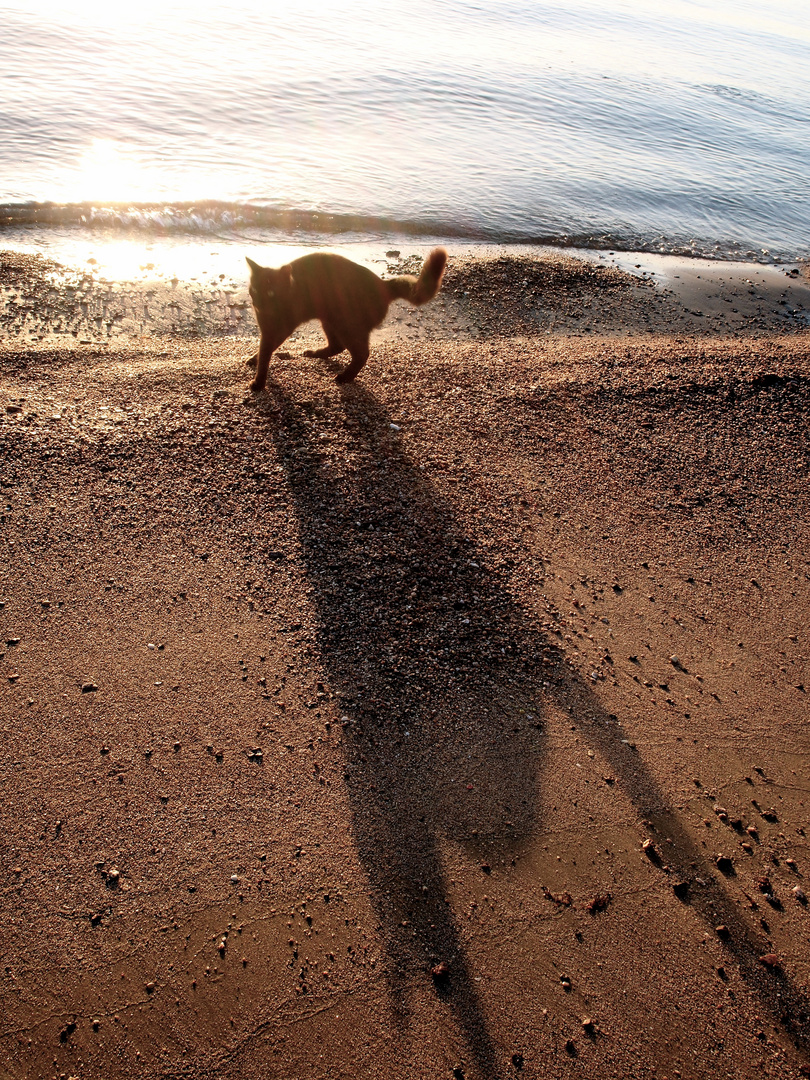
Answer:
0, 200, 476, 239
0, 200, 795, 264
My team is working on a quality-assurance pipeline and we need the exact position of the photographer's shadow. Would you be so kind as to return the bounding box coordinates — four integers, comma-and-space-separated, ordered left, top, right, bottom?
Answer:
260, 379, 550, 1079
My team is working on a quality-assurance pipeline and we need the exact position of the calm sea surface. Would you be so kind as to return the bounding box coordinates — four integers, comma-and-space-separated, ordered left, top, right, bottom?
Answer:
1, 0, 808, 265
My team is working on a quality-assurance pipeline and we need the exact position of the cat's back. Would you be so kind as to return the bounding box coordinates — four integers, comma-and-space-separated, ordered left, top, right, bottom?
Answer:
291, 253, 386, 317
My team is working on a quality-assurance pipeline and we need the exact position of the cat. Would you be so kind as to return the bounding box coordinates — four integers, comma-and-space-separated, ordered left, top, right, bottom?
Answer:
245, 247, 447, 390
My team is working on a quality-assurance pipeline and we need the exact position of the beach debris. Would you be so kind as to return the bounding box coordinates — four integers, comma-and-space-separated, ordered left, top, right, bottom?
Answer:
792, 886, 807, 905
758, 952, 780, 969
586, 892, 612, 913
715, 924, 730, 940
642, 838, 662, 865
543, 886, 573, 907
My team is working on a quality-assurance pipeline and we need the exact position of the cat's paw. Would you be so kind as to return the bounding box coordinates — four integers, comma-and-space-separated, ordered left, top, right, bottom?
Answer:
335, 371, 355, 385
246, 353, 258, 368
249, 379, 264, 393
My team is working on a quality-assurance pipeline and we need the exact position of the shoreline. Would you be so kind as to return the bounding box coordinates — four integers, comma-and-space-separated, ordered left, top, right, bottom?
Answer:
2, 243, 809, 350
1, 247, 809, 1080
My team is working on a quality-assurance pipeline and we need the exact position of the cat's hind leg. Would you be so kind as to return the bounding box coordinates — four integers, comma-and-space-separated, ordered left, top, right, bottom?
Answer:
304, 323, 345, 360
335, 337, 370, 384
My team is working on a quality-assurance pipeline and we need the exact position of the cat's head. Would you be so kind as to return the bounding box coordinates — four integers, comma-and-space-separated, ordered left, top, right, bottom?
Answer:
246, 256, 293, 309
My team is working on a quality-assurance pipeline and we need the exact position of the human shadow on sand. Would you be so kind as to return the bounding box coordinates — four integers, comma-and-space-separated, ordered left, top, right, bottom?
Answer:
255, 376, 810, 1075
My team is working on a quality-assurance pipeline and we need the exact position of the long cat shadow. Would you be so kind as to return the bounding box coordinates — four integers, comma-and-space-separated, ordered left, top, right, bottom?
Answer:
259, 378, 550, 1078
255, 377, 810, 1071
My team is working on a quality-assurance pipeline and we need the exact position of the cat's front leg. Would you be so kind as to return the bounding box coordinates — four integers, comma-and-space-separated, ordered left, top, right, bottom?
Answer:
250, 335, 277, 392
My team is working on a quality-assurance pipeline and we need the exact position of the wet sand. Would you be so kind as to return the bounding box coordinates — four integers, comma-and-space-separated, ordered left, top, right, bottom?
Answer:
1, 248, 809, 1080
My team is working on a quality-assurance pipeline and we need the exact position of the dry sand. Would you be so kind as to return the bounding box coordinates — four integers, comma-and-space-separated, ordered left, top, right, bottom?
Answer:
1, 248, 809, 1080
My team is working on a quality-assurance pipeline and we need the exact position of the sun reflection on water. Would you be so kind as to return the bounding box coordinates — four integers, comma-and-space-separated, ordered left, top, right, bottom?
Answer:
56, 139, 171, 204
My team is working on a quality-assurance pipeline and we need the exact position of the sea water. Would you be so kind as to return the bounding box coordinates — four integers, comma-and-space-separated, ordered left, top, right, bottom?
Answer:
1, 0, 808, 269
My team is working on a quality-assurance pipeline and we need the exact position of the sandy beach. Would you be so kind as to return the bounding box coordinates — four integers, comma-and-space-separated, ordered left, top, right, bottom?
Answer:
1, 247, 810, 1080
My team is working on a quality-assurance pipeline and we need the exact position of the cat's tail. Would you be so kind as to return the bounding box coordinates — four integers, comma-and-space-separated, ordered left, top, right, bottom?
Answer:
385, 247, 447, 306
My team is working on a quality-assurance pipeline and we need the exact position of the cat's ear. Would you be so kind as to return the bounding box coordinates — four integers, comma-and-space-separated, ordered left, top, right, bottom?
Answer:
246, 256, 261, 275
279, 264, 293, 285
